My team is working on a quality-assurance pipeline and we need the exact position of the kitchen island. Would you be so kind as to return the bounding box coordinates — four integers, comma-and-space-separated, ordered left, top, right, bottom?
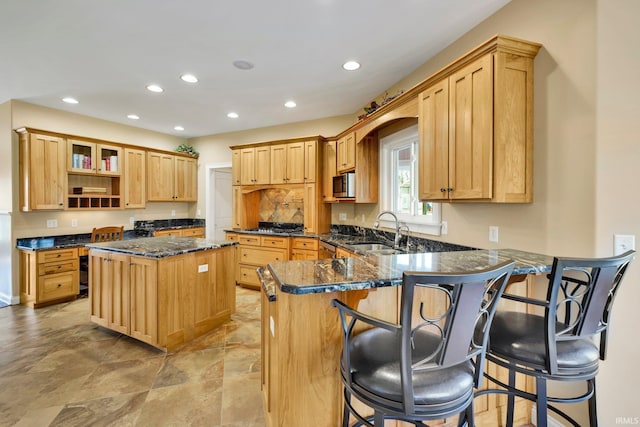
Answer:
260, 249, 555, 427
87, 236, 237, 351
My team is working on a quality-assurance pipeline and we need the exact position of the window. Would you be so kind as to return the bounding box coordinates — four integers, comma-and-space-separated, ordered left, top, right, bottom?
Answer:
379, 125, 442, 235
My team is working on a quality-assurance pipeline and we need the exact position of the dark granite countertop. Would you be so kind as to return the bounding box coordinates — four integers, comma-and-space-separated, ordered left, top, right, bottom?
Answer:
17, 219, 207, 251
17, 229, 148, 251
86, 236, 237, 258
263, 248, 554, 300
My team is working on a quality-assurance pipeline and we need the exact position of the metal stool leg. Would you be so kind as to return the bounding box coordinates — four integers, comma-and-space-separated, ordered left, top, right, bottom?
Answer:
588, 378, 598, 427
506, 368, 516, 426
536, 376, 548, 427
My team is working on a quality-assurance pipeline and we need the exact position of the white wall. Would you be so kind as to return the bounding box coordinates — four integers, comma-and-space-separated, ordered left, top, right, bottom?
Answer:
595, 0, 640, 423
0, 101, 13, 303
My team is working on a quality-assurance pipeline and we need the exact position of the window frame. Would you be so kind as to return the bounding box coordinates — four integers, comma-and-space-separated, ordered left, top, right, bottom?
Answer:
379, 124, 442, 236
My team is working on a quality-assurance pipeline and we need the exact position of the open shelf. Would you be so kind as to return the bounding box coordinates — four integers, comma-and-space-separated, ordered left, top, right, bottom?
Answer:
67, 174, 122, 210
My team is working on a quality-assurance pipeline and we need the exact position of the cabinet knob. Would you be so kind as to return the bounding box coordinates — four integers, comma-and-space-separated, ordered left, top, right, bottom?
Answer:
448, 188, 453, 192
57, 254, 61, 258
440, 188, 446, 193
57, 284, 62, 288
57, 265, 61, 269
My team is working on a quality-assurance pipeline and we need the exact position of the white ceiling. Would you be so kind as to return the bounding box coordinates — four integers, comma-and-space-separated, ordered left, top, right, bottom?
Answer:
0, 0, 511, 138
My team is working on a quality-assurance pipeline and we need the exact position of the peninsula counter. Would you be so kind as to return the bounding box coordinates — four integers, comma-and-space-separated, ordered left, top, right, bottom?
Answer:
260, 248, 555, 427
87, 236, 237, 351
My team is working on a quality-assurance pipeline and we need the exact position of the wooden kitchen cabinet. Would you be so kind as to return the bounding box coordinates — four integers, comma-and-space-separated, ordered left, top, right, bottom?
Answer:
303, 140, 318, 183
303, 184, 318, 233
290, 237, 319, 260
147, 151, 197, 202
123, 147, 146, 208
236, 235, 289, 289
418, 37, 540, 203
18, 131, 67, 211
270, 141, 305, 184
68, 140, 122, 176
19, 247, 79, 308
231, 149, 241, 185
240, 146, 271, 185
322, 140, 337, 202
337, 132, 356, 173
89, 245, 235, 351
153, 227, 205, 237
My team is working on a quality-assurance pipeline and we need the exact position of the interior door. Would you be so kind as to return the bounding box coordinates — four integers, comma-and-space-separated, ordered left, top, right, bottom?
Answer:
213, 169, 232, 240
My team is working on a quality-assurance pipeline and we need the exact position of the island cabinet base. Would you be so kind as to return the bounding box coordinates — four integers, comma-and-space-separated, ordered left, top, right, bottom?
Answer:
89, 245, 236, 352
261, 278, 535, 427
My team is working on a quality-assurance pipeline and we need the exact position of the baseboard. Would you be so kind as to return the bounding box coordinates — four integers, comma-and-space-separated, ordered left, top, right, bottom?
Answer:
531, 405, 566, 427
0, 292, 20, 306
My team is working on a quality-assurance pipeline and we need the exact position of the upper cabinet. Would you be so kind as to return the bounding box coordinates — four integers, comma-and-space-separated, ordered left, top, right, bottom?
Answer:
240, 146, 270, 185
18, 131, 67, 211
418, 36, 540, 203
270, 142, 304, 184
232, 149, 241, 185
322, 140, 337, 202
123, 148, 146, 209
336, 132, 356, 173
17, 128, 198, 211
147, 151, 197, 202
68, 140, 122, 176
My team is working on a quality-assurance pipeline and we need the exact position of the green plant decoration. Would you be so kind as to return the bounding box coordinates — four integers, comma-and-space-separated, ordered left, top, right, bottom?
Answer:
175, 143, 199, 158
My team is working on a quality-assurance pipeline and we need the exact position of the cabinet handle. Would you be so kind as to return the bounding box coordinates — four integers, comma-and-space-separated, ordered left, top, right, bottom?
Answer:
243, 254, 247, 257
57, 284, 62, 288
275, 257, 280, 261
440, 188, 447, 193
57, 265, 62, 269
448, 188, 453, 193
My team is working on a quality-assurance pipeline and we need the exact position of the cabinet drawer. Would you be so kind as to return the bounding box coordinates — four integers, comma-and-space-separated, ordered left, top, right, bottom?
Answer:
239, 247, 287, 265
154, 229, 182, 237
237, 265, 261, 286
37, 248, 78, 263
261, 236, 288, 248
38, 259, 78, 276
291, 237, 318, 251
226, 232, 239, 242
39, 271, 78, 302
239, 235, 261, 246
182, 227, 205, 237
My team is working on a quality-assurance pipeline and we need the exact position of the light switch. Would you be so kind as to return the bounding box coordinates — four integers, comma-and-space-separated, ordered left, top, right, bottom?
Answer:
489, 226, 499, 243
614, 234, 635, 255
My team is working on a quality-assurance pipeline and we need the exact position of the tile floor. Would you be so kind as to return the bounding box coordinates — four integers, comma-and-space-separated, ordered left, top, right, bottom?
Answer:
0, 287, 265, 427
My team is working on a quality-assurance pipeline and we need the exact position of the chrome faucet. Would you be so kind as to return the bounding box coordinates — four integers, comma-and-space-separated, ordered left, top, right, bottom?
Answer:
373, 211, 403, 249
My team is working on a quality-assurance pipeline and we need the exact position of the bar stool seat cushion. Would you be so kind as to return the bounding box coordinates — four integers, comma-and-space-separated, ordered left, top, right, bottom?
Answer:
489, 311, 600, 373
349, 327, 474, 408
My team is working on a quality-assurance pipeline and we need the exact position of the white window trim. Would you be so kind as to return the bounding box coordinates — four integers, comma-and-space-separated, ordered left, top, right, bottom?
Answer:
379, 125, 442, 236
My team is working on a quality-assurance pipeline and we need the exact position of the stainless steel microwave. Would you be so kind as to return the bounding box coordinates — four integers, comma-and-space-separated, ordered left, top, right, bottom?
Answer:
333, 173, 355, 198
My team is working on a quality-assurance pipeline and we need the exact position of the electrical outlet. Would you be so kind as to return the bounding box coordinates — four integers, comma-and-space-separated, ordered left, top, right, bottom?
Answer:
129, 216, 135, 226
46, 219, 58, 228
338, 213, 347, 221
197, 209, 201, 216
489, 226, 499, 243
198, 264, 209, 273
171, 210, 176, 217
71, 219, 78, 227
361, 214, 365, 223
614, 234, 635, 255
441, 221, 448, 235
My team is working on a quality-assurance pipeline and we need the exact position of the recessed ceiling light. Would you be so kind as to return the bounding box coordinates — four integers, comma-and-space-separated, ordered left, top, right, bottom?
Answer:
146, 84, 164, 93
174, 126, 184, 131
284, 101, 297, 108
342, 61, 361, 71
62, 97, 79, 104
227, 112, 239, 119
127, 114, 140, 120
180, 74, 198, 83
232, 60, 254, 70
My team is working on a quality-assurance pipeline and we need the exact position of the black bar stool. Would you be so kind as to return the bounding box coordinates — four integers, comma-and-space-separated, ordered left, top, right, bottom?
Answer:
479, 250, 635, 426
332, 261, 515, 426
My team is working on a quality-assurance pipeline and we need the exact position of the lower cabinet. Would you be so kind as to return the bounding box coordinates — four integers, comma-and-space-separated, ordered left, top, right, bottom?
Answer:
237, 235, 289, 289
89, 245, 235, 351
19, 247, 79, 308
153, 226, 205, 237
290, 237, 319, 260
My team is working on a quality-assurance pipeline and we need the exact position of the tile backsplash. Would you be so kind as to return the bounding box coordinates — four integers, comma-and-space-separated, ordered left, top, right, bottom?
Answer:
259, 188, 304, 223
